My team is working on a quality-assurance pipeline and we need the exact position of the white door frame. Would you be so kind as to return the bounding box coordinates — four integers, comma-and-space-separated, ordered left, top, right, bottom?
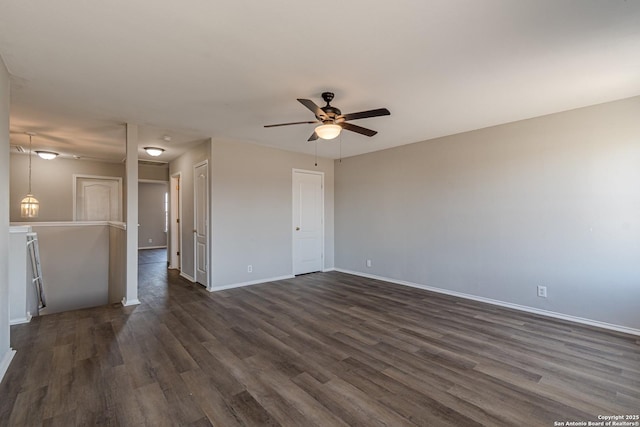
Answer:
72, 174, 123, 221
292, 168, 325, 275
193, 160, 210, 289
169, 173, 182, 270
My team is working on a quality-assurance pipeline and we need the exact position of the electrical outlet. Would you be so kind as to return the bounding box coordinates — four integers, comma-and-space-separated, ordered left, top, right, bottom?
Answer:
148, 238, 152, 243
366, 259, 372, 268
537, 285, 547, 298
247, 265, 253, 273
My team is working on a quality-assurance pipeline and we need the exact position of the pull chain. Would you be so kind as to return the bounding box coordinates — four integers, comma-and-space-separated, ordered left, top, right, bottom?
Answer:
315, 140, 318, 167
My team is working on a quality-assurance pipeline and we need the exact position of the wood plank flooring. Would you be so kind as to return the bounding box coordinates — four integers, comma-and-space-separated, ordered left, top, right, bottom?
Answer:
1, 250, 639, 426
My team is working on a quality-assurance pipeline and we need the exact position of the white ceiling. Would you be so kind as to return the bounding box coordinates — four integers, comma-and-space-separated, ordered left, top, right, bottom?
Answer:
1, 0, 639, 162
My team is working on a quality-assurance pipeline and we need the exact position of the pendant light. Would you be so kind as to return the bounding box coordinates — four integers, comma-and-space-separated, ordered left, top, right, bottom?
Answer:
20, 133, 39, 218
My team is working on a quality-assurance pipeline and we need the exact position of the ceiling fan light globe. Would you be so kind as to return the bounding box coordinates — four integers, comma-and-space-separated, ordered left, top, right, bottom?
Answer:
315, 124, 341, 140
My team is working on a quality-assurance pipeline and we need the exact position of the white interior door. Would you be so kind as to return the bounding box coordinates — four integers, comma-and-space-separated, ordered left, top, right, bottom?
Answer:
75, 176, 122, 221
293, 170, 323, 275
194, 162, 208, 287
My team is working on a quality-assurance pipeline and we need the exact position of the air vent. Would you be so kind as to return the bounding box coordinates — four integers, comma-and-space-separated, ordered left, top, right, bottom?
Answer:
11, 145, 25, 153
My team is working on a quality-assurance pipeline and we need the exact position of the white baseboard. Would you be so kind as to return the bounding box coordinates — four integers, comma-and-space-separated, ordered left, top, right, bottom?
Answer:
322, 267, 336, 272
180, 272, 195, 282
121, 297, 141, 307
9, 312, 32, 325
210, 275, 295, 292
0, 348, 16, 384
139, 246, 167, 250
335, 268, 640, 337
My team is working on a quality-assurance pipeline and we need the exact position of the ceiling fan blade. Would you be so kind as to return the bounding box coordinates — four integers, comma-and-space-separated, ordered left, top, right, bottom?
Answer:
264, 120, 317, 128
339, 108, 390, 122
298, 98, 329, 120
340, 122, 377, 137
307, 131, 319, 142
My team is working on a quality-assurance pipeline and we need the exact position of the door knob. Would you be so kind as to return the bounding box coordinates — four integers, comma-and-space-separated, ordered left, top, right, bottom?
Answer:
295, 227, 300, 231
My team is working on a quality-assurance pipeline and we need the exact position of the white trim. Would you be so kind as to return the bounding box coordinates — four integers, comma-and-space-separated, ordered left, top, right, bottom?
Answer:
108, 221, 126, 230
121, 297, 141, 307
11, 221, 109, 227
0, 349, 16, 383
193, 160, 210, 289
180, 271, 195, 282
334, 269, 640, 337
10, 221, 126, 230
73, 174, 123, 221
292, 169, 325, 275
9, 312, 32, 325
169, 172, 182, 271
139, 245, 167, 250
210, 275, 295, 292
322, 267, 336, 273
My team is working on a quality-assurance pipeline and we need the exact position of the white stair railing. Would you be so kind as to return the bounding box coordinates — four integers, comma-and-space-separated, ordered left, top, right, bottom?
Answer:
26, 232, 46, 314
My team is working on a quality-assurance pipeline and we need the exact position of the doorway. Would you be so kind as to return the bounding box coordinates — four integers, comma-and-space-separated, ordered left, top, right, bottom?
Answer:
138, 180, 169, 250
169, 173, 181, 271
292, 169, 324, 275
194, 161, 209, 288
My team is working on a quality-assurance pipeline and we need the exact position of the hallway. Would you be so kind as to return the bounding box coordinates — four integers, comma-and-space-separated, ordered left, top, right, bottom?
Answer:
138, 248, 167, 266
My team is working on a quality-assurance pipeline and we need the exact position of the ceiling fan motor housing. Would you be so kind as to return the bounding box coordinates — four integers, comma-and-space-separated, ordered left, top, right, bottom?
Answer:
321, 92, 335, 103
320, 106, 341, 121
320, 92, 341, 121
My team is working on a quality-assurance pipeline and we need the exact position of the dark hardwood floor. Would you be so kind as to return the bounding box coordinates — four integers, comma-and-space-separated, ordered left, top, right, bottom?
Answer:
138, 248, 168, 266
1, 249, 639, 426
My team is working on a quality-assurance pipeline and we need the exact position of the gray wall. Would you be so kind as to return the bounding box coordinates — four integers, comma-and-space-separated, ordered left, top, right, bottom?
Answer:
0, 54, 12, 380
32, 225, 110, 314
109, 225, 126, 304
169, 140, 210, 280
139, 163, 169, 181
210, 139, 334, 288
335, 96, 640, 330
9, 155, 125, 222
138, 182, 168, 248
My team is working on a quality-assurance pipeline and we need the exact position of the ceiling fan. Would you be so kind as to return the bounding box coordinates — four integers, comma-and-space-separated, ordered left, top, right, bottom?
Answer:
265, 92, 390, 141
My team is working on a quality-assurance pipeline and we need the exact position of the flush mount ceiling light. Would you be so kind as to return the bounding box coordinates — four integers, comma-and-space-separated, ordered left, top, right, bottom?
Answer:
35, 150, 59, 160
144, 147, 165, 157
20, 132, 39, 218
314, 123, 342, 140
